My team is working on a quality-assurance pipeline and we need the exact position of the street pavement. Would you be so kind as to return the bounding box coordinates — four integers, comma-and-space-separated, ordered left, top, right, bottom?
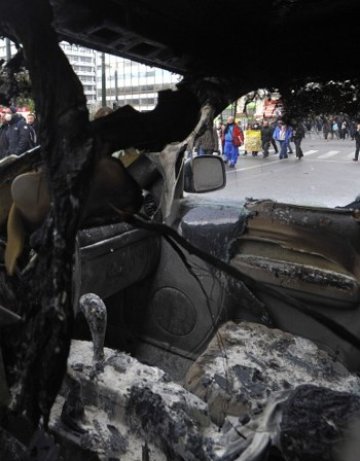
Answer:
206, 135, 360, 208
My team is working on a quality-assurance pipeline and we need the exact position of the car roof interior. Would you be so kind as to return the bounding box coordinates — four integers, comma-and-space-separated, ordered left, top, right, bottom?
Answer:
50, 0, 360, 99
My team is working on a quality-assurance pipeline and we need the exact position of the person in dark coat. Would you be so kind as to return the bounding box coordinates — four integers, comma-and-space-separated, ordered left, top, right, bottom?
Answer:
261, 120, 273, 158
323, 119, 330, 141
270, 120, 279, 153
0, 111, 9, 159
3, 106, 32, 156
194, 121, 219, 156
348, 119, 356, 141
352, 122, 360, 162
26, 112, 39, 147
292, 122, 305, 159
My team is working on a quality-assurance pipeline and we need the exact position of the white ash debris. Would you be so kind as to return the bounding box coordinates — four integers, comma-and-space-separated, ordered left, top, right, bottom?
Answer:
184, 321, 360, 427
51, 340, 218, 461
50, 322, 360, 460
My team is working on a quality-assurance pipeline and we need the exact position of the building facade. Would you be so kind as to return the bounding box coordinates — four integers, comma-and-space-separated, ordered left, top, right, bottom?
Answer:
0, 39, 180, 112
96, 53, 180, 112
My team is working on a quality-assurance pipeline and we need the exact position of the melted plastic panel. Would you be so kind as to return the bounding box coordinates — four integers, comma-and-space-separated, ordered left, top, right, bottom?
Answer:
232, 200, 360, 307
124, 237, 226, 360
76, 224, 161, 300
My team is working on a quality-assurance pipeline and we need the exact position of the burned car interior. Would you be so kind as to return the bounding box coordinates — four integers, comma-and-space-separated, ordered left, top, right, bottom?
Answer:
1, 1, 360, 460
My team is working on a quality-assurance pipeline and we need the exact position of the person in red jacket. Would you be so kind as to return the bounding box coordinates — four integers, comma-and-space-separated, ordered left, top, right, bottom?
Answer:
222, 116, 244, 168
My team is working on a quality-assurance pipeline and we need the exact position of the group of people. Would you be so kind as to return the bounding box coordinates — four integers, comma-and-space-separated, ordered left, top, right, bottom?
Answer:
196, 114, 360, 168
246, 119, 305, 161
195, 116, 305, 168
0, 106, 38, 160
275, 115, 360, 163
303, 115, 358, 141
272, 120, 305, 160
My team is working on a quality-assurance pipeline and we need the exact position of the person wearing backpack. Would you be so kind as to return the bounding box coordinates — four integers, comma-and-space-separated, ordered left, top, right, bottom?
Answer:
221, 116, 244, 168
331, 120, 339, 139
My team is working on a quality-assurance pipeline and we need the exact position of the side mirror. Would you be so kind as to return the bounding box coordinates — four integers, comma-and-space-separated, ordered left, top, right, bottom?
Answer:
184, 155, 226, 193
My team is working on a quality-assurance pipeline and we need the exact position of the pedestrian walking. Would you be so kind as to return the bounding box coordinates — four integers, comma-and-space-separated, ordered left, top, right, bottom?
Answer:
242, 122, 251, 156
250, 121, 261, 157
292, 122, 305, 159
270, 120, 279, 154
352, 122, 360, 162
323, 119, 330, 141
331, 120, 339, 139
315, 117, 322, 135
0, 111, 8, 159
222, 116, 244, 168
272, 120, 292, 159
340, 120, 348, 140
261, 120, 273, 158
194, 121, 219, 156
349, 119, 356, 141
2, 106, 32, 157
287, 124, 294, 154
216, 122, 224, 155
26, 112, 39, 147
